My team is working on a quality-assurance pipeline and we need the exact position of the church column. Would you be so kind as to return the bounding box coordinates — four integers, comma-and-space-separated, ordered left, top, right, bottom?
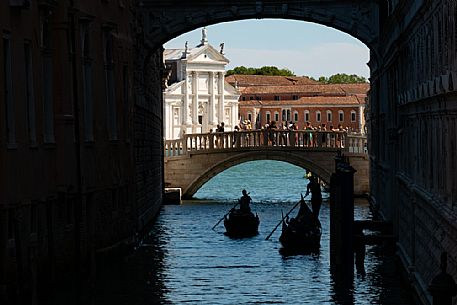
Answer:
231, 103, 238, 129
183, 73, 191, 126
164, 102, 170, 139
218, 72, 225, 124
209, 72, 217, 125
192, 71, 199, 132
359, 105, 364, 134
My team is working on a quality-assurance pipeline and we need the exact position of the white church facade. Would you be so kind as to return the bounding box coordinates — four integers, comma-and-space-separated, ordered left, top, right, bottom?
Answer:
163, 29, 240, 140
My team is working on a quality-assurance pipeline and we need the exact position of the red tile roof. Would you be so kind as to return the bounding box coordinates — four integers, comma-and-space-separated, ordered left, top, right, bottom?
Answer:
238, 84, 347, 95
225, 75, 319, 87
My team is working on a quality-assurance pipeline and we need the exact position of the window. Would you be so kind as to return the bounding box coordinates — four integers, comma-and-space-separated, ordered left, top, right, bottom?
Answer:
316, 111, 321, 122
339, 110, 344, 122
123, 66, 129, 141
304, 110, 310, 122
351, 110, 356, 122
282, 109, 291, 121
292, 95, 299, 100
24, 42, 36, 145
225, 108, 231, 123
242, 96, 246, 101
198, 115, 203, 124
274, 112, 279, 122
266, 112, 271, 123
256, 96, 261, 101
173, 108, 180, 125
247, 113, 252, 121
30, 203, 37, 234
249, 96, 254, 100
7, 209, 14, 239
104, 30, 117, 140
274, 95, 280, 101
293, 111, 298, 122
41, 16, 54, 143
3, 34, 16, 147
327, 110, 332, 122
81, 23, 94, 141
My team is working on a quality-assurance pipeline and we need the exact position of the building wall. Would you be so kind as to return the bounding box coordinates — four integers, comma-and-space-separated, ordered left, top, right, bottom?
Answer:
240, 105, 363, 131
0, 1, 162, 302
370, 1, 457, 303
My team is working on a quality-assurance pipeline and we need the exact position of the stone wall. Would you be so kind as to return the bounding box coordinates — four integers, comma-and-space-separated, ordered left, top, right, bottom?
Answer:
133, 41, 164, 234
369, 1, 457, 303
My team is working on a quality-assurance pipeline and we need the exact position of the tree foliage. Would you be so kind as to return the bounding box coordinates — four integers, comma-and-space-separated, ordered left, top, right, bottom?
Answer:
226, 66, 295, 76
314, 73, 368, 84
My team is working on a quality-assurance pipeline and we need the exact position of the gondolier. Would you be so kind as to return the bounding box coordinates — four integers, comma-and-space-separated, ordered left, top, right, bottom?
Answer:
239, 189, 252, 213
304, 175, 322, 218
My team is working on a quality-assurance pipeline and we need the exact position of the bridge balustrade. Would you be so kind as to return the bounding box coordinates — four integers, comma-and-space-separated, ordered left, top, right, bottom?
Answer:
164, 130, 367, 157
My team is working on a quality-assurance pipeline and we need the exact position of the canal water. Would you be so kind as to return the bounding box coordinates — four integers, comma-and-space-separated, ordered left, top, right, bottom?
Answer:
47, 161, 413, 305
52, 161, 416, 305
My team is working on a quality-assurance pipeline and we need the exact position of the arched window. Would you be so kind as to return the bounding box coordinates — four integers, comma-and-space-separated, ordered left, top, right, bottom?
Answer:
316, 111, 321, 122
338, 110, 344, 122
247, 112, 252, 121
266, 111, 271, 123
274, 112, 279, 122
304, 110, 310, 122
293, 111, 299, 122
327, 110, 332, 122
351, 110, 357, 122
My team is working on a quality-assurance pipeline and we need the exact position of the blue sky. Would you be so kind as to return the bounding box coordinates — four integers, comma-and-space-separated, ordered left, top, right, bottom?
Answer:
164, 19, 370, 79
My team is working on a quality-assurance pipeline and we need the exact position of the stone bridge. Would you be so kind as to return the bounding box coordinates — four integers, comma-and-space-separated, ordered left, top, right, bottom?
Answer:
164, 130, 369, 198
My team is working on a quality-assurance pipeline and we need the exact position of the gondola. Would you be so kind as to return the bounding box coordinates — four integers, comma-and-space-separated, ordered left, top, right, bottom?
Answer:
279, 201, 321, 253
224, 209, 259, 238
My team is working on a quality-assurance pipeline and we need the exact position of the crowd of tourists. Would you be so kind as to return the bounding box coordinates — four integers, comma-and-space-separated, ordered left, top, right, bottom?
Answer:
205, 119, 353, 149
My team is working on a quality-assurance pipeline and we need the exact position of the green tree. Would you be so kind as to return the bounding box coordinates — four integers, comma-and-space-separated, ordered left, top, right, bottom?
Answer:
316, 73, 368, 84
226, 66, 295, 76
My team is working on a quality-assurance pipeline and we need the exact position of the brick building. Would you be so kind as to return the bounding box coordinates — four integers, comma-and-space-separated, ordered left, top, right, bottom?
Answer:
0, 1, 162, 302
226, 75, 369, 133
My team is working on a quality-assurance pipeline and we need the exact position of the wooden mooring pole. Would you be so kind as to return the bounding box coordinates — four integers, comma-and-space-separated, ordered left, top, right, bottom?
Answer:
330, 152, 356, 282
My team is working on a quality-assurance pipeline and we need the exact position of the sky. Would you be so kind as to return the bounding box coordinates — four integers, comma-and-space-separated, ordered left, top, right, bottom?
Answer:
164, 19, 370, 79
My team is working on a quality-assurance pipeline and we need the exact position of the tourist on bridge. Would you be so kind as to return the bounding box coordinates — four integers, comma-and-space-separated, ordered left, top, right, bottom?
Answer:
239, 189, 252, 213
305, 175, 322, 218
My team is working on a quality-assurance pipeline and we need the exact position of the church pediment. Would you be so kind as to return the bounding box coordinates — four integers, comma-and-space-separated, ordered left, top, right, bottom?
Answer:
187, 45, 229, 64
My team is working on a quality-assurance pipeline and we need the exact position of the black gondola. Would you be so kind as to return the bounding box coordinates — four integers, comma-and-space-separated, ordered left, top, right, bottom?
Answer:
279, 199, 321, 253
224, 209, 259, 238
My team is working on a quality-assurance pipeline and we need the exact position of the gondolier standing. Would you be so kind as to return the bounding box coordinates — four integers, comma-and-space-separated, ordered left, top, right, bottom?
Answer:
305, 175, 322, 218
239, 189, 252, 213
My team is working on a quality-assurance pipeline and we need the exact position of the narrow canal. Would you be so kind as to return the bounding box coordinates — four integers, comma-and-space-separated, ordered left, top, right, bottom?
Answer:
54, 161, 416, 305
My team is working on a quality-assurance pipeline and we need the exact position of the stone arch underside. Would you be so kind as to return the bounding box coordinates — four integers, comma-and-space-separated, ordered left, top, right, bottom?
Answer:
141, 0, 380, 54
184, 151, 333, 198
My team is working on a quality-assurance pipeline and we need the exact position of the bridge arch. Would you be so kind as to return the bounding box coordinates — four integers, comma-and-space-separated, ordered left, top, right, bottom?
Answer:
184, 151, 333, 199
141, 1, 382, 59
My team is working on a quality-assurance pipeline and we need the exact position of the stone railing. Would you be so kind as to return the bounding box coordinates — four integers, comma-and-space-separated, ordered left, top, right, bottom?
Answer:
164, 130, 367, 157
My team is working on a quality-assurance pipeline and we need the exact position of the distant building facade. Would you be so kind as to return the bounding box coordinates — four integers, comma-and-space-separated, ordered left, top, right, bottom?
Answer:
226, 75, 368, 133
163, 29, 240, 139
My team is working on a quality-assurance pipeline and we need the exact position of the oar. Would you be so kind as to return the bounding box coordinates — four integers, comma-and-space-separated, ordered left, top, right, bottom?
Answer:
212, 201, 240, 230
265, 193, 308, 240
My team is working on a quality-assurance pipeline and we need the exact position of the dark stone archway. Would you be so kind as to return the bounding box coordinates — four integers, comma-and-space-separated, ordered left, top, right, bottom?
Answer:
140, 1, 381, 58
